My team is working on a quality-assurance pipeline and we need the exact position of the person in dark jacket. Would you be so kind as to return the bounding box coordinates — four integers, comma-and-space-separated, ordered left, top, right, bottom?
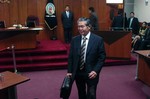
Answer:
61, 5, 74, 43
67, 17, 106, 99
127, 12, 140, 35
89, 7, 99, 31
111, 10, 124, 30
132, 22, 150, 50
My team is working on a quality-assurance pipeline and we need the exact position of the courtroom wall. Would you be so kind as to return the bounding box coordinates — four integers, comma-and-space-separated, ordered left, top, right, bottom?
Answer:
134, 0, 150, 22
0, 0, 117, 41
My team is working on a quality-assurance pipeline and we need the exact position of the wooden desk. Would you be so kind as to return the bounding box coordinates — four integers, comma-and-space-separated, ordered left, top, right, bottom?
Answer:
0, 71, 30, 99
93, 30, 131, 59
0, 27, 43, 50
135, 50, 150, 86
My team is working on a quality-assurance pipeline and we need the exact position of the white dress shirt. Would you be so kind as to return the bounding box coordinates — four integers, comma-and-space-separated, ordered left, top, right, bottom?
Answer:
81, 32, 91, 62
129, 18, 133, 28
66, 11, 69, 18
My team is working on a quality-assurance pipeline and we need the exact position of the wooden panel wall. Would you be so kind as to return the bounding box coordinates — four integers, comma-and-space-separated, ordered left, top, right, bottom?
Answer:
0, 0, 118, 42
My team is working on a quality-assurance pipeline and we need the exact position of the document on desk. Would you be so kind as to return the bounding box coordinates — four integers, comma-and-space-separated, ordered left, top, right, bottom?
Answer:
7, 27, 29, 29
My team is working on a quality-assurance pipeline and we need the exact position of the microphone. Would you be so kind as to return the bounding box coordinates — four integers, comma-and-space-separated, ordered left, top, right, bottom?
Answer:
7, 46, 10, 50
0, 45, 15, 52
7, 45, 15, 50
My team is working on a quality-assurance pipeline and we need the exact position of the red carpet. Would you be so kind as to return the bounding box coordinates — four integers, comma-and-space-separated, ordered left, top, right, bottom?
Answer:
0, 40, 68, 71
0, 40, 136, 72
17, 65, 147, 99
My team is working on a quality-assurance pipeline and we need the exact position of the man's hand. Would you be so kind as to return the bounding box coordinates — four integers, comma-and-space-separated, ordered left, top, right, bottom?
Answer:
89, 71, 97, 79
135, 35, 140, 39
67, 73, 72, 77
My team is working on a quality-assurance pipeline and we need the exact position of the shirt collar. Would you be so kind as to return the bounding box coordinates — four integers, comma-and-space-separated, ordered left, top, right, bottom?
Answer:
82, 32, 91, 40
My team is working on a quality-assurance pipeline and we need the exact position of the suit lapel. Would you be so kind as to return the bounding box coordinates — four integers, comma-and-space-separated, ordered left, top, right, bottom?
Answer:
132, 18, 135, 25
76, 34, 95, 56
77, 35, 82, 55
65, 12, 68, 18
65, 11, 70, 18
86, 34, 95, 55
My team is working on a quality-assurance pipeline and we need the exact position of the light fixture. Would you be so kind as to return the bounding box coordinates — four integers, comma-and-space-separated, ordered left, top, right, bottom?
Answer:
0, 0, 10, 3
145, 0, 148, 6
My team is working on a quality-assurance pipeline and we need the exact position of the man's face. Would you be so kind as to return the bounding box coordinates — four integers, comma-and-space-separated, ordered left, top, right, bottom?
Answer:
89, 10, 92, 14
65, 6, 69, 11
142, 22, 146, 27
130, 13, 134, 18
78, 21, 90, 36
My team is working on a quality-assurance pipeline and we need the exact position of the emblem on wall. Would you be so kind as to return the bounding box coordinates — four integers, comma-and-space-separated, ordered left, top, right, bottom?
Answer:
46, 3, 56, 17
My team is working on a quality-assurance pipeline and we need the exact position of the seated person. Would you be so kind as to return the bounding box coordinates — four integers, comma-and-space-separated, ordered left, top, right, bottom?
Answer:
132, 22, 150, 50
132, 21, 148, 39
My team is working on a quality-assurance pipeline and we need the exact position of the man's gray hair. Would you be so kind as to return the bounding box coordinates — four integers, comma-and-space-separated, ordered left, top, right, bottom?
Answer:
77, 17, 92, 27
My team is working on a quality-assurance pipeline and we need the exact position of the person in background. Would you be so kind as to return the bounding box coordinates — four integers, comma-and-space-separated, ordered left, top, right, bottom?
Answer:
88, 7, 99, 31
61, 5, 74, 43
132, 22, 150, 50
111, 10, 124, 30
127, 12, 140, 36
67, 17, 106, 99
123, 12, 128, 29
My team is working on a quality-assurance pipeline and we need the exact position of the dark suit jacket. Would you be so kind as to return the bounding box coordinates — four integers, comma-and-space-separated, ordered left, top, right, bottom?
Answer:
89, 12, 99, 31
111, 15, 124, 28
143, 28, 150, 40
127, 17, 140, 35
61, 11, 74, 28
134, 28, 150, 50
68, 33, 106, 83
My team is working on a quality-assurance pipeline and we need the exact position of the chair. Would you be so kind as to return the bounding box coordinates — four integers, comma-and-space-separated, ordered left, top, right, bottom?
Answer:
26, 15, 39, 27
146, 42, 150, 50
148, 22, 150, 26
26, 15, 40, 44
0, 21, 6, 28
26, 21, 36, 27
145, 27, 150, 50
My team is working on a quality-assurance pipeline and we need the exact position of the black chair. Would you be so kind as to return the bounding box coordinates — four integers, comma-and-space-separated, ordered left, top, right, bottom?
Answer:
26, 15, 39, 27
145, 27, 150, 50
26, 15, 40, 44
0, 21, 6, 28
148, 22, 150, 26
146, 42, 150, 50
26, 21, 36, 27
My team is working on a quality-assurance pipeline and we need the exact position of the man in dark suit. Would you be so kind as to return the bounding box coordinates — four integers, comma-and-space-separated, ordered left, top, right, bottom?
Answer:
61, 5, 74, 43
111, 10, 124, 30
127, 12, 140, 35
133, 27, 150, 50
67, 17, 106, 99
89, 7, 99, 31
